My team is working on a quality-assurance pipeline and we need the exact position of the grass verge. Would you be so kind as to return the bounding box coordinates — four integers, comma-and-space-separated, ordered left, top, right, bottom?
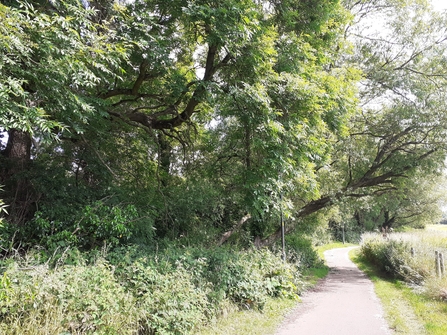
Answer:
426, 224, 447, 231
350, 248, 447, 335
195, 297, 297, 335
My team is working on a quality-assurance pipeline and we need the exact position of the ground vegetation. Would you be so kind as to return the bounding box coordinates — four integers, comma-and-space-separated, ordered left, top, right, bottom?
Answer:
1, 0, 447, 332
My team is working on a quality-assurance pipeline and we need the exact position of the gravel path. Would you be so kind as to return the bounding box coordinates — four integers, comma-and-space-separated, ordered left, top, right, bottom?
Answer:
275, 247, 392, 335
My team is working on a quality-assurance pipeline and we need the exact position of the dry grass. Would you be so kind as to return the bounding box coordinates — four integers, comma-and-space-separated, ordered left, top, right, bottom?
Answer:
426, 224, 447, 231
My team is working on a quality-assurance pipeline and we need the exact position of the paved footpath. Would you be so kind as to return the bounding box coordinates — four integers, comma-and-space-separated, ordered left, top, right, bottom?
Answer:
275, 247, 392, 335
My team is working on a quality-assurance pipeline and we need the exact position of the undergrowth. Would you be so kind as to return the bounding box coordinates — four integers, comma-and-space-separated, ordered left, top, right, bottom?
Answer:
0, 245, 303, 335
359, 231, 447, 334
353, 242, 447, 335
360, 230, 447, 301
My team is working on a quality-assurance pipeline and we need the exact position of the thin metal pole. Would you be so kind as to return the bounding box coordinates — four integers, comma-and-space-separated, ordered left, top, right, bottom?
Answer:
342, 223, 345, 244
280, 191, 286, 261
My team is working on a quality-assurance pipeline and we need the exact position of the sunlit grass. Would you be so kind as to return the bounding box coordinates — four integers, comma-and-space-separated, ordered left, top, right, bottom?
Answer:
426, 224, 447, 231
316, 242, 358, 261
195, 297, 297, 335
353, 234, 447, 335
402, 288, 447, 335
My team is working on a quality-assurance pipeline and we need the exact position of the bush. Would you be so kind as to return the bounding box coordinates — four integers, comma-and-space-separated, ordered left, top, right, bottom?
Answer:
360, 231, 447, 295
285, 235, 323, 268
0, 244, 303, 334
0, 200, 150, 254
204, 249, 295, 310
361, 233, 423, 283
0, 260, 138, 335
122, 261, 211, 335
111, 245, 302, 312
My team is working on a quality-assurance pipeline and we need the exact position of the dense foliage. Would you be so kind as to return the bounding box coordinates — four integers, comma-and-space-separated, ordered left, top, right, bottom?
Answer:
1, 0, 447, 332
0, 0, 353, 248
0, 0, 446, 250
0, 245, 303, 334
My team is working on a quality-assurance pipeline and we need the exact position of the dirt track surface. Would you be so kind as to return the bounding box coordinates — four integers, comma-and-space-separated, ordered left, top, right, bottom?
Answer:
275, 247, 392, 335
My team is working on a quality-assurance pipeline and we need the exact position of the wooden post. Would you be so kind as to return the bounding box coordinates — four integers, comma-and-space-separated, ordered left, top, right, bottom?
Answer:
440, 253, 445, 277
435, 251, 441, 278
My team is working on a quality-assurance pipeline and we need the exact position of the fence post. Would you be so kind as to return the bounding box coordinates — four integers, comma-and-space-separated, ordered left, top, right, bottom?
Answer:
435, 251, 441, 278
440, 253, 445, 278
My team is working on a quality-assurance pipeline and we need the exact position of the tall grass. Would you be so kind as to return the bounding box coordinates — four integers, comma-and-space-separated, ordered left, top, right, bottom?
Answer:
0, 246, 304, 335
361, 230, 447, 300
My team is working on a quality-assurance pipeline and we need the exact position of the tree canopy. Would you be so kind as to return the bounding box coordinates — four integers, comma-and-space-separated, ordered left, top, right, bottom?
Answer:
1, 0, 446, 250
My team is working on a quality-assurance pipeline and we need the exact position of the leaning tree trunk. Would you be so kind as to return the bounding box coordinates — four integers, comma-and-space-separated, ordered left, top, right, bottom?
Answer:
1, 129, 36, 225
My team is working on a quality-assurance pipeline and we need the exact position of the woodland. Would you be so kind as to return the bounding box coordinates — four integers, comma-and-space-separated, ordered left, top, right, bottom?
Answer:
1, 0, 447, 250
1, 0, 447, 333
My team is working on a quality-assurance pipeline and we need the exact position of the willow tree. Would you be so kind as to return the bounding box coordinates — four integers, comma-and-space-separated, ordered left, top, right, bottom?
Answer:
258, 0, 447, 244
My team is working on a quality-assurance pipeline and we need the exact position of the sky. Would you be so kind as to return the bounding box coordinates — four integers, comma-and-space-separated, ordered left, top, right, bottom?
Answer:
431, 0, 447, 11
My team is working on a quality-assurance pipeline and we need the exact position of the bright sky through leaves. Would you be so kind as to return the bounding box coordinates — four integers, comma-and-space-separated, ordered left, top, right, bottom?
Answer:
431, 0, 447, 10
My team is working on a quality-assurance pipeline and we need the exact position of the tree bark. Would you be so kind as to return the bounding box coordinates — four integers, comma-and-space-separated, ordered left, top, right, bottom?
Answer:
3, 129, 31, 164
1, 129, 35, 225
383, 210, 395, 229
157, 132, 172, 187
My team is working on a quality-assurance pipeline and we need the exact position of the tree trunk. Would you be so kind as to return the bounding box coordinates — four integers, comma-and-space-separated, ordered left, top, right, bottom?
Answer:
157, 132, 172, 186
1, 129, 35, 225
218, 214, 251, 246
4, 129, 31, 164
244, 123, 251, 170
383, 210, 395, 229
354, 210, 364, 230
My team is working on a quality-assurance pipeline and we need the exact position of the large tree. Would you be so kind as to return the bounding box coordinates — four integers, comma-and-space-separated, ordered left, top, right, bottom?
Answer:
259, 0, 447, 245
0, 0, 129, 224
0, 0, 358, 246
3, 0, 445, 249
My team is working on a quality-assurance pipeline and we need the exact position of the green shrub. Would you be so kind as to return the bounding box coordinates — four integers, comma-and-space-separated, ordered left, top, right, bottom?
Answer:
361, 231, 447, 293
45, 202, 139, 249
285, 235, 323, 268
361, 234, 422, 282
136, 263, 211, 334
0, 244, 302, 334
252, 249, 303, 299
0, 260, 138, 335
9, 201, 144, 252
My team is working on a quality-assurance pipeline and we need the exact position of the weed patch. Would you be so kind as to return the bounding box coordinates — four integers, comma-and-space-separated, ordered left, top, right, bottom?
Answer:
356, 231, 447, 335
0, 245, 303, 334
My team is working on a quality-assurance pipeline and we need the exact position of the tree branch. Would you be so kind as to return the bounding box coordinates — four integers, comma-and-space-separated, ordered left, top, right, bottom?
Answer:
218, 214, 252, 245
258, 147, 438, 247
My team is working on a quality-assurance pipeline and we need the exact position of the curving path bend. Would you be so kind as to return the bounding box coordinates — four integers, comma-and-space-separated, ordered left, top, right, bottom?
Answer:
275, 247, 392, 335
